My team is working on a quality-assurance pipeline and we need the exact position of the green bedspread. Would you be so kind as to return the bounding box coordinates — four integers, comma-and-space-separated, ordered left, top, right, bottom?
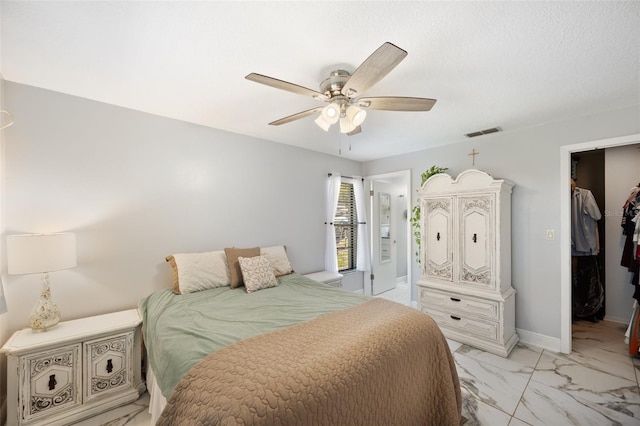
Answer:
138, 273, 371, 398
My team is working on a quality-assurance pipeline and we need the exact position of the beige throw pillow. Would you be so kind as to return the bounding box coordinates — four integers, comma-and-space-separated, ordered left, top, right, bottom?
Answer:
166, 250, 230, 294
238, 255, 278, 293
260, 245, 294, 277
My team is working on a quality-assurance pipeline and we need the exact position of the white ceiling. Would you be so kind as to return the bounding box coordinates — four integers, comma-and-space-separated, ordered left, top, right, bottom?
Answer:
1, 1, 639, 162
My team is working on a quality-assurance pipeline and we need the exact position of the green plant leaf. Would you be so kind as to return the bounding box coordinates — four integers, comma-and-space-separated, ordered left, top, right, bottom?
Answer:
410, 166, 448, 264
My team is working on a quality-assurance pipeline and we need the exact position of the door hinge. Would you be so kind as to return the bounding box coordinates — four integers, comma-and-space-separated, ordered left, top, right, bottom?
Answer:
369, 190, 374, 196
370, 274, 374, 281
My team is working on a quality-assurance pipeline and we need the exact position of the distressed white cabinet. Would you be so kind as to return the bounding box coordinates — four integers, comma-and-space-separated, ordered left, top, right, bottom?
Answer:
1, 309, 145, 425
417, 169, 518, 357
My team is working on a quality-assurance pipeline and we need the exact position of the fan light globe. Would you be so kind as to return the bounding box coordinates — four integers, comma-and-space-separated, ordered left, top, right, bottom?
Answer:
339, 116, 356, 134
314, 115, 331, 131
321, 103, 340, 124
346, 105, 366, 126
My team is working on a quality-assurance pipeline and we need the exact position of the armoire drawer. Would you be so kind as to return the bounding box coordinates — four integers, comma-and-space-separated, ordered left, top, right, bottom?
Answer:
421, 306, 499, 342
419, 287, 500, 321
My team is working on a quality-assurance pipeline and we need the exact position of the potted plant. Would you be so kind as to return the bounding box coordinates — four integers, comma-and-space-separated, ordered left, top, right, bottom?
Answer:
410, 166, 448, 264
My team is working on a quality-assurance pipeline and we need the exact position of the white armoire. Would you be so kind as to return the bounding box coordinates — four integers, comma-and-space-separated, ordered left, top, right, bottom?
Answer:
417, 169, 518, 357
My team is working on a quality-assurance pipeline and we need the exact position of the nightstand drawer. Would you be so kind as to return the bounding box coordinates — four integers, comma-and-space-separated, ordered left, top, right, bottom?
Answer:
419, 287, 499, 321
84, 332, 134, 401
20, 344, 82, 423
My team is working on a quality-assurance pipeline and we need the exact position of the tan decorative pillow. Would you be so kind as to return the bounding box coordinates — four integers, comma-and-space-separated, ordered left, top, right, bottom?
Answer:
166, 255, 180, 292
224, 247, 260, 288
260, 245, 294, 277
166, 250, 231, 294
238, 255, 278, 293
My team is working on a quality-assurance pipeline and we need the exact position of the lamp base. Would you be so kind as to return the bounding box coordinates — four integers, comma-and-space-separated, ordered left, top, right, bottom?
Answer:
30, 273, 60, 332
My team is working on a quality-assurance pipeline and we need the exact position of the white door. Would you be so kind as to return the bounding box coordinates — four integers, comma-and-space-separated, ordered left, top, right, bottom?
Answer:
372, 181, 397, 295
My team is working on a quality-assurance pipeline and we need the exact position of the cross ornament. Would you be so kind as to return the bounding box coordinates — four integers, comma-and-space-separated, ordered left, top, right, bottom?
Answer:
468, 148, 479, 166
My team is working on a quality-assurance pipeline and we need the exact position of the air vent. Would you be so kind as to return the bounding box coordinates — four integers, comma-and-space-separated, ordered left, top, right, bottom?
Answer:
465, 127, 501, 138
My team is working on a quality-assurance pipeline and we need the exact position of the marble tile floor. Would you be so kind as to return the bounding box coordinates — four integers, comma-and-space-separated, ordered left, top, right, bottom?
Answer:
373, 279, 412, 305
80, 285, 640, 425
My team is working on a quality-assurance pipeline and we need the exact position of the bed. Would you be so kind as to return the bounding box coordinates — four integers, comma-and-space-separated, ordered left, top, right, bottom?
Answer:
138, 247, 462, 425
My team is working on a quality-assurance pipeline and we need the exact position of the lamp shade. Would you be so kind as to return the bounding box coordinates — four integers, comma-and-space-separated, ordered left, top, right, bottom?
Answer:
339, 116, 356, 134
7, 233, 77, 275
321, 103, 340, 124
314, 115, 331, 131
346, 105, 366, 126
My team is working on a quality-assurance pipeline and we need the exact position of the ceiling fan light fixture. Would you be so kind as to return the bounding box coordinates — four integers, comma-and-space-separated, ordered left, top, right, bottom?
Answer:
314, 115, 331, 132
339, 116, 356, 134
346, 105, 366, 127
321, 103, 340, 124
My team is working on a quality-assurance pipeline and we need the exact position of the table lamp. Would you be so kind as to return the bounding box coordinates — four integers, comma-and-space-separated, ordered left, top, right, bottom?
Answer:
7, 233, 77, 331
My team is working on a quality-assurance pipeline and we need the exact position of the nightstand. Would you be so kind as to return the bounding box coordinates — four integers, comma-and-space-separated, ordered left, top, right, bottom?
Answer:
1, 309, 146, 426
303, 271, 344, 287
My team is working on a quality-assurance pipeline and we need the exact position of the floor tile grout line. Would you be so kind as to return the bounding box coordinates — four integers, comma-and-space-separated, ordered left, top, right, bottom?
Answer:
506, 347, 546, 425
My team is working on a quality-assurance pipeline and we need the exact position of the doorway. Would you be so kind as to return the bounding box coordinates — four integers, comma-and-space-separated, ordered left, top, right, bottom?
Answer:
560, 133, 640, 353
365, 170, 412, 304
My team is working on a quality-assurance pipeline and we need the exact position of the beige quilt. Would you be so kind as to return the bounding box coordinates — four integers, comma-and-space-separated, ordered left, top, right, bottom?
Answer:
158, 298, 462, 425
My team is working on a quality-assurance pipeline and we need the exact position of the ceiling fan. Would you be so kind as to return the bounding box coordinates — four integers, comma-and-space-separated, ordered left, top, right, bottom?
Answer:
245, 42, 437, 136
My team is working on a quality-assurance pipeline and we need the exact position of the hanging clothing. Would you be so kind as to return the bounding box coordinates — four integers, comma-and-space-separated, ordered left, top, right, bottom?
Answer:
571, 187, 602, 256
571, 186, 604, 320
572, 255, 604, 318
621, 186, 640, 299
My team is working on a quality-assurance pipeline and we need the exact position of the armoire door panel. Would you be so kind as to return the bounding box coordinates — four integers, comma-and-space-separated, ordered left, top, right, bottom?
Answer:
459, 195, 493, 287
423, 197, 453, 282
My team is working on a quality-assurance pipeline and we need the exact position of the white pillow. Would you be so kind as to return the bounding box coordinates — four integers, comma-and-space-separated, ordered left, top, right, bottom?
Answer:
238, 255, 278, 293
166, 250, 231, 294
260, 245, 294, 277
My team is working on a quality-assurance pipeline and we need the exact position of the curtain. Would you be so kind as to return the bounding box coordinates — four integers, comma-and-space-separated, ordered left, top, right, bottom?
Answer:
325, 173, 341, 273
349, 177, 370, 272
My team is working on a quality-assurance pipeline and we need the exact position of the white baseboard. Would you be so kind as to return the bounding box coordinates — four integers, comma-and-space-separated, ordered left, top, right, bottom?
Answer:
516, 328, 562, 353
396, 275, 408, 284
603, 315, 629, 325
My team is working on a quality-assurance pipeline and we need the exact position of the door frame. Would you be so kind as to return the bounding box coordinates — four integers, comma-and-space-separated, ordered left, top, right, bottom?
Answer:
560, 133, 640, 353
364, 169, 412, 299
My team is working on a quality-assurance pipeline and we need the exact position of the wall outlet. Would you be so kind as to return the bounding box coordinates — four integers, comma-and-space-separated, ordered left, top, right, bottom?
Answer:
546, 229, 555, 240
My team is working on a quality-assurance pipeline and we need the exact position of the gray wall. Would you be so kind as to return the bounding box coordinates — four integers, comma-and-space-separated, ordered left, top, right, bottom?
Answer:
0, 81, 364, 333
1, 79, 638, 347
363, 105, 640, 341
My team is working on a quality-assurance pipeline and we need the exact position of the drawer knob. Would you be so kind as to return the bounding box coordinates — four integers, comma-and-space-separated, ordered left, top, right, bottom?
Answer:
48, 374, 57, 391
450, 297, 461, 302
450, 315, 461, 321
106, 359, 113, 373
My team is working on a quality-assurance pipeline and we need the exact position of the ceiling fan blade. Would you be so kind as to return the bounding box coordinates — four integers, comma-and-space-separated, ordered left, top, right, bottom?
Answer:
356, 97, 437, 111
269, 106, 324, 126
246, 73, 328, 100
341, 42, 408, 98
347, 126, 362, 136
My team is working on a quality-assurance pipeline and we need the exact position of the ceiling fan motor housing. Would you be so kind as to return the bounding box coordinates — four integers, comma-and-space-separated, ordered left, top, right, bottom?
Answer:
320, 70, 351, 98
